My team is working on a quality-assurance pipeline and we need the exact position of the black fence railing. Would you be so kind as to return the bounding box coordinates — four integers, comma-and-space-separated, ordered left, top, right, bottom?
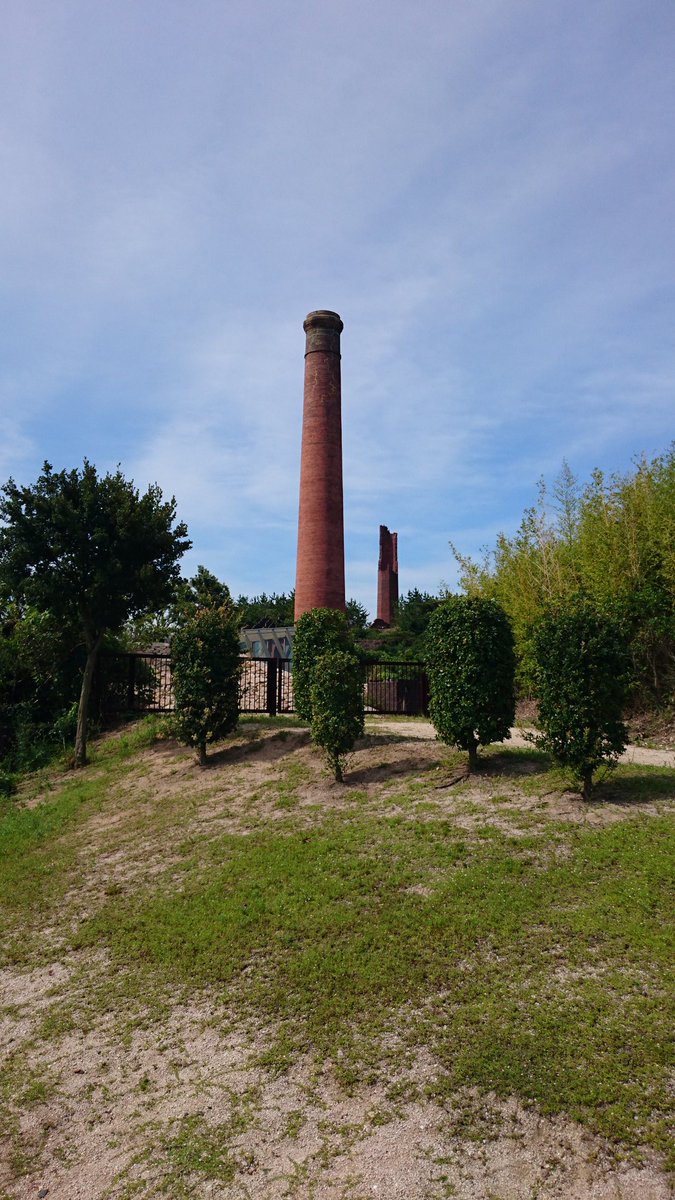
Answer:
94, 651, 174, 715
363, 660, 429, 716
95, 654, 429, 718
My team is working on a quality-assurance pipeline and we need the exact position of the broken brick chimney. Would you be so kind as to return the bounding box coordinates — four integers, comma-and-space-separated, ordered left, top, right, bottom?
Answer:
377, 525, 399, 626
294, 310, 346, 621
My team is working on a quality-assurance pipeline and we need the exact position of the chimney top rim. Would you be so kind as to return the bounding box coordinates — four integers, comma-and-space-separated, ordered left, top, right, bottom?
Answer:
304, 310, 343, 334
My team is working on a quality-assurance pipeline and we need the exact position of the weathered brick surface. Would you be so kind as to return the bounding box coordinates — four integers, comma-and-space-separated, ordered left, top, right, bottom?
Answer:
377, 524, 399, 626
295, 311, 346, 619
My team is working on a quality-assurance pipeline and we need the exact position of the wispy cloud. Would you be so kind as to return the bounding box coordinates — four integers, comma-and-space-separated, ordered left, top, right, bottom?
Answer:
1, 0, 673, 611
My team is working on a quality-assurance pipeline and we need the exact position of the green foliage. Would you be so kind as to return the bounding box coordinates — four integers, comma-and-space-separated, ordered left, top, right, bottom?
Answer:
310, 650, 364, 781
397, 588, 443, 640
0, 606, 88, 772
531, 601, 629, 799
124, 566, 231, 647
359, 589, 443, 661
171, 605, 241, 765
0, 770, 17, 798
236, 591, 295, 629
0, 460, 190, 765
345, 598, 370, 633
425, 596, 515, 768
292, 608, 354, 722
0, 460, 190, 645
453, 447, 675, 703
181, 566, 231, 613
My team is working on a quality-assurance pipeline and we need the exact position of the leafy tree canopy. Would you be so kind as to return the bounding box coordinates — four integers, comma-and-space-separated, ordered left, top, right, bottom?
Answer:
0, 460, 190, 764
531, 600, 629, 799
292, 608, 354, 723
171, 604, 240, 767
310, 649, 364, 781
425, 595, 516, 770
345, 598, 370, 632
237, 591, 295, 628
452, 446, 675, 703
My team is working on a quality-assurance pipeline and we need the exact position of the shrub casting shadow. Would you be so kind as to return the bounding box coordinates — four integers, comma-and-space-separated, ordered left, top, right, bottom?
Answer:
358, 732, 421, 748
479, 747, 552, 778
347, 756, 441, 785
597, 769, 675, 806
204, 728, 311, 768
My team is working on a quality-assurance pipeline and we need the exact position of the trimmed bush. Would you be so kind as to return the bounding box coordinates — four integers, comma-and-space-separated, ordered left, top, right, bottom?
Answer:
531, 601, 629, 799
425, 596, 516, 770
171, 605, 241, 766
292, 608, 354, 723
310, 650, 364, 781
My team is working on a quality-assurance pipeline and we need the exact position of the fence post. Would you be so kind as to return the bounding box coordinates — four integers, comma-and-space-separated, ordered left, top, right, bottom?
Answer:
126, 655, 137, 710
421, 671, 430, 716
266, 658, 278, 716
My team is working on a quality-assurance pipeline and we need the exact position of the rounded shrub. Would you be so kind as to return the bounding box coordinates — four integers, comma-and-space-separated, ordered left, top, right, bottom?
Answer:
292, 608, 354, 723
531, 601, 629, 799
310, 650, 364, 782
171, 604, 241, 766
425, 595, 516, 770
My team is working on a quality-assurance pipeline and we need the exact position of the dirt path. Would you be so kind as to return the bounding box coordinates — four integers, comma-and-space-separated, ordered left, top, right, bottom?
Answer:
370, 718, 675, 768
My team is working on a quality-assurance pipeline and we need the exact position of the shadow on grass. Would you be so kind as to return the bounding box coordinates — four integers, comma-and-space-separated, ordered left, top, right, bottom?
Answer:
347, 756, 443, 785
356, 733, 429, 750
597, 766, 675, 805
204, 729, 311, 768
476, 745, 553, 778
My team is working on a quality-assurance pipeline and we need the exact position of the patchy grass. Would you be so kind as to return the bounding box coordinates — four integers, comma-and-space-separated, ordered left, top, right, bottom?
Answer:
75, 809, 674, 1157
1, 717, 673, 1194
0, 716, 166, 964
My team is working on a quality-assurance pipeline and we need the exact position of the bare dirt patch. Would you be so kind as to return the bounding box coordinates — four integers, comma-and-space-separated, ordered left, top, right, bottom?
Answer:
1, 974, 670, 1199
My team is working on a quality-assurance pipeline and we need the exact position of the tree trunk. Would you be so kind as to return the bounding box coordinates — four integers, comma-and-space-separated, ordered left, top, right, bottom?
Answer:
334, 757, 344, 783
468, 741, 479, 773
198, 741, 207, 767
581, 767, 594, 802
74, 635, 102, 768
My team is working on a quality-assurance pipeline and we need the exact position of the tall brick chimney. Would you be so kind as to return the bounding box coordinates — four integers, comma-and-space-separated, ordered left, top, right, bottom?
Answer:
294, 310, 346, 621
377, 525, 399, 626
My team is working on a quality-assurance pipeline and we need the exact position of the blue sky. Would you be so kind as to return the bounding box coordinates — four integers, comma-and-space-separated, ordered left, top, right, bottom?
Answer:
2, 0, 673, 618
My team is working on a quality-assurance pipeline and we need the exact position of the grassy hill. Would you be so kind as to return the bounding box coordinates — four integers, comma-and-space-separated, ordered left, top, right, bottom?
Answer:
1, 716, 673, 1198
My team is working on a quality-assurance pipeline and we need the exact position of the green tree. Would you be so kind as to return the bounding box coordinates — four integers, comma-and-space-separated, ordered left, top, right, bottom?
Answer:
531, 601, 629, 800
237, 591, 295, 628
179, 566, 231, 615
345, 598, 370, 633
397, 589, 443, 642
310, 650, 364, 781
292, 608, 354, 722
452, 447, 675, 703
171, 604, 241, 767
0, 461, 190, 766
425, 596, 516, 771
125, 566, 231, 647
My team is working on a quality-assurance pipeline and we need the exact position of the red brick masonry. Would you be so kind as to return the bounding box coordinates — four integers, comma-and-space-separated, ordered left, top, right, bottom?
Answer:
294, 310, 346, 619
377, 524, 398, 626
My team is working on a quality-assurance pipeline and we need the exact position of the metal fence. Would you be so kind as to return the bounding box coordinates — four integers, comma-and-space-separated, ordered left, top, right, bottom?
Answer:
95, 651, 173, 714
96, 653, 429, 717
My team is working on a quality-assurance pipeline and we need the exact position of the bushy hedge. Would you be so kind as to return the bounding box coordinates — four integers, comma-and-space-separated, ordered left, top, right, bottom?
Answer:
292, 608, 354, 722
531, 601, 629, 799
310, 650, 364, 781
425, 596, 515, 770
171, 605, 241, 765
